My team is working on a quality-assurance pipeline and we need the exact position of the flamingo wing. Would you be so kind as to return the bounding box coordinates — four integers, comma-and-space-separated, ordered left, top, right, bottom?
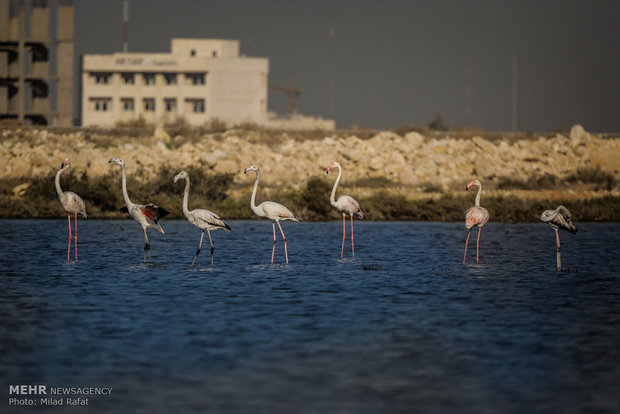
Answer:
141, 203, 169, 221
192, 209, 231, 231
465, 206, 489, 228
261, 201, 299, 221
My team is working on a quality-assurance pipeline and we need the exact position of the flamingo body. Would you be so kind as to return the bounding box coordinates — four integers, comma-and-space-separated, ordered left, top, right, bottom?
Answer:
110, 158, 169, 262
56, 158, 86, 261
540, 205, 577, 271
244, 164, 299, 264
463, 179, 489, 264
174, 171, 230, 266
326, 161, 362, 259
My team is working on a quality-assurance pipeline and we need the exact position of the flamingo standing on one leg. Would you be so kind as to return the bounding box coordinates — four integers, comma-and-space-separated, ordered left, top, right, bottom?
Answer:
109, 158, 169, 263
463, 179, 490, 264
326, 161, 363, 259
173, 171, 231, 267
55, 158, 87, 261
244, 165, 299, 264
540, 205, 577, 271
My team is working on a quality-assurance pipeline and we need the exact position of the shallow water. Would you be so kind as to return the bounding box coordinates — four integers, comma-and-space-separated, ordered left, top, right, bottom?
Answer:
1, 220, 619, 413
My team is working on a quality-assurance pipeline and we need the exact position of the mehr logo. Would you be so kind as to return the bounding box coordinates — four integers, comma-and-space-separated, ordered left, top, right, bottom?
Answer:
9, 385, 47, 394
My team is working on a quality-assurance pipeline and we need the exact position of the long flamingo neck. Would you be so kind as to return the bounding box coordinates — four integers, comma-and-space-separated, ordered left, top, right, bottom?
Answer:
250, 170, 260, 212
330, 165, 342, 206
182, 178, 191, 216
55, 167, 65, 198
475, 183, 482, 207
120, 164, 133, 208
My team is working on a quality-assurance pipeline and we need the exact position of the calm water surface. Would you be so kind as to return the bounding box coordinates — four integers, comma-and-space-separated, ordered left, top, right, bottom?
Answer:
1, 220, 619, 413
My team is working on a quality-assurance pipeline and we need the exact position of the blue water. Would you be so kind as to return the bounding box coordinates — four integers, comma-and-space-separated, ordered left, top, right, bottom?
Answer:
1, 219, 619, 413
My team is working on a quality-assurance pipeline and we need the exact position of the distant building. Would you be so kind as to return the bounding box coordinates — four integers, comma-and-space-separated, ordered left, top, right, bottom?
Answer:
81, 38, 269, 127
0, 0, 74, 126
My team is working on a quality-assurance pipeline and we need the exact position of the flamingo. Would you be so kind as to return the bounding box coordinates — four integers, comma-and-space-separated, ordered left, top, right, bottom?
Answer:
173, 171, 231, 267
326, 161, 363, 259
463, 179, 490, 264
55, 158, 87, 261
244, 165, 299, 264
109, 158, 169, 263
540, 205, 577, 271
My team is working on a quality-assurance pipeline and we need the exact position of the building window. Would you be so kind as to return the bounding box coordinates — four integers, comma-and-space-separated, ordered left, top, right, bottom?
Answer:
211, 50, 218, 57
187, 73, 206, 85
190, 49, 196, 57
91, 98, 111, 111
164, 73, 177, 85
164, 98, 177, 113
93, 73, 110, 84
143, 98, 155, 112
121, 73, 134, 84
143, 73, 156, 85
186, 98, 205, 113
121, 98, 134, 111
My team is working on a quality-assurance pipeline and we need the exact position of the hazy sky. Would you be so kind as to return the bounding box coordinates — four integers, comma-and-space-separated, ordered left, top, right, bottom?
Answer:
75, 0, 620, 132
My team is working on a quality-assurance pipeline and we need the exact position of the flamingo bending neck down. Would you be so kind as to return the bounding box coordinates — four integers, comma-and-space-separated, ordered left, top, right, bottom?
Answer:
244, 165, 299, 264
174, 171, 231, 267
463, 179, 490, 264
55, 158, 87, 261
109, 158, 169, 263
326, 161, 363, 259
540, 205, 577, 271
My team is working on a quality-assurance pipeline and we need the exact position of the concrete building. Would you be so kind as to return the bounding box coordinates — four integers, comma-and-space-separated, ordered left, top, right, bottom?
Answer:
81, 38, 269, 127
0, 0, 74, 126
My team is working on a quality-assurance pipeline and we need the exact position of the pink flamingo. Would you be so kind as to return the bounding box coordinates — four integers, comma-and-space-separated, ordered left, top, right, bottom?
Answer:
109, 158, 169, 263
463, 179, 490, 264
326, 161, 363, 259
244, 165, 299, 264
540, 205, 577, 271
55, 158, 87, 261
174, 171, 231, 267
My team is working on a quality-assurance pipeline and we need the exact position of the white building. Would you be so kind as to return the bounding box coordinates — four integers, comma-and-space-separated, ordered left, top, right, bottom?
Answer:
81, 38, 268, 127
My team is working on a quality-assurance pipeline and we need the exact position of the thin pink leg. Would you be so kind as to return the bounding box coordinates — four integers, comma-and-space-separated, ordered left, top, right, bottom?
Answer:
277, 221, 289, 264
476, 227, 482, 264
341, 214, 346, 258
74, 214, 78, 261
350, 215, 355, 260
463, 229, 472, 264
271, 222, 277, 264
67, 214, 72, 261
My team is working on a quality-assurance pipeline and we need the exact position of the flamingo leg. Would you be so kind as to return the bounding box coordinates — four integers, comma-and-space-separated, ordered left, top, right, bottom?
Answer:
463, 229, 472, 264
271, 222, 277, 264
74, 214, 78, 262
476, 227, 482, 264
341, 214, 346, 258
350, 214, 355, 260
207, 229, 215, 267
277, 221, 289, 264
555, 228, 561, 271
192, 231, 205, 267
67, 214, 72, 261
143, 228, 151, 263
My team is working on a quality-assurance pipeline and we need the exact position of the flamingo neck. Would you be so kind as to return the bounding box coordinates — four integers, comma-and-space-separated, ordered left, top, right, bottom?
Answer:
182, 177, 191, 216
330, 164, 342, 206
474, 183, 482, 207
55, 166, 65, 199
250, 170, 260, 213
120, 164, 134, 208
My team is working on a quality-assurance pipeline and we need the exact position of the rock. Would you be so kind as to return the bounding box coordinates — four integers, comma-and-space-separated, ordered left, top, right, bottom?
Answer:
12, 183, 30, 197
399, 168, 418, 185
154, 127, 170, 142
202, 149, 228, 167
403, 132, 424, 149
213, 159, 239, 174
570, 124, 589, 141
472, 136, 496, 154
590, 148, 620, 173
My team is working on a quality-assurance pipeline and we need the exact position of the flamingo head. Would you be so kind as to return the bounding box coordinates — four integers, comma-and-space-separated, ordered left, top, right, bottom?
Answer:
326, 161, 340, 174
466, 179, 481, 191
61, 158, 71, 169
109, 158, 125, 167
244, 165, 259, 175
173, 171, 188, 183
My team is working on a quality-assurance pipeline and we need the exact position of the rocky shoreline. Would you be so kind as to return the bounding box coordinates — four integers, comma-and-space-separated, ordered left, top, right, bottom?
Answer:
1, 124, 619, 220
